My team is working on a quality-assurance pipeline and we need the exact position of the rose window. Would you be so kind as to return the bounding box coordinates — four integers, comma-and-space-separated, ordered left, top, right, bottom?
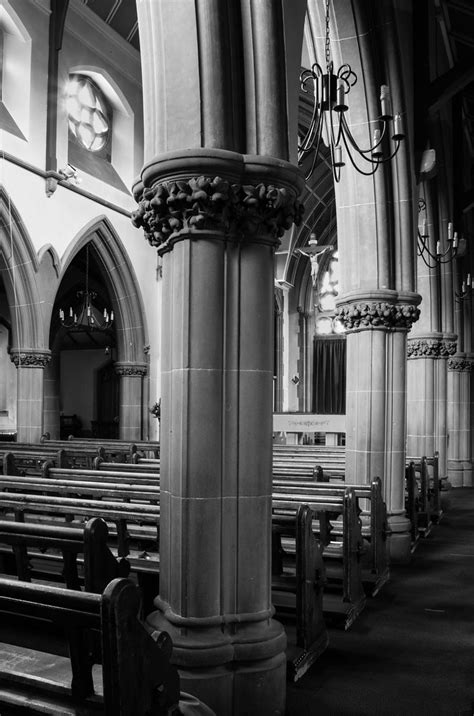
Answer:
66, 75, 110, 152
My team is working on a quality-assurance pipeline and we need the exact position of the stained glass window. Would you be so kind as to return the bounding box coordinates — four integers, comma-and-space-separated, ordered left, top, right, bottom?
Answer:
66, 75, 110, 153
315, 251, 344, 334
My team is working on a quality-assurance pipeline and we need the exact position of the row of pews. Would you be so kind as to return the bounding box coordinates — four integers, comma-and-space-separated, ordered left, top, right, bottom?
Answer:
0, 435, 446, 696
271, 442, 449, 677
273, 443, 446, 548
0, 437, 179, 715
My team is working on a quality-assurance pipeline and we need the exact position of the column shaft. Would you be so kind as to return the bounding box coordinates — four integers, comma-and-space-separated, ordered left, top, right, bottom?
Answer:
132, 150, 303, 715
115, 363, 147, 441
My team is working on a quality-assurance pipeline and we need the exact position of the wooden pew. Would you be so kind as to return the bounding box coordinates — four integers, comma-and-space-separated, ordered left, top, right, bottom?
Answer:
407, 452, 442, 523
406, 456, 432, 536
272, 504, 328, 681
0, 491, 160, 556
0, 442, 106, 471
405, 461, 419, 549
42, 435, 160, 460
0, 577, 179, 715
0, 470, 327, 678
272, 465, 323, 481
0, 517, 129, 592
94, 456, 160, 474
273, 477, 389, 596
272, 488, 366, 629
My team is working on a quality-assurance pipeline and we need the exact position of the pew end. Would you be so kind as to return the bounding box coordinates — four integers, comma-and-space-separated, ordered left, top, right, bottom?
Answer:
272, 505, 329, 681
0, 577, 180, 715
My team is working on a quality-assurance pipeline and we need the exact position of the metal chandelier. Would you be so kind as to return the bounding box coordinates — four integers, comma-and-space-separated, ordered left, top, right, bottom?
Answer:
298, 0, 405, 182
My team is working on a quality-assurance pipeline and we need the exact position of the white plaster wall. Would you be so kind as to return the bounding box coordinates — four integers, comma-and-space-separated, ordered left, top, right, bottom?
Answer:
1, 0, 161, 428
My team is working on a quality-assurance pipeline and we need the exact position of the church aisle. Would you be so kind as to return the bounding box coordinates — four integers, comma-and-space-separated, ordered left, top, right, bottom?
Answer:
286, 488, 474, 716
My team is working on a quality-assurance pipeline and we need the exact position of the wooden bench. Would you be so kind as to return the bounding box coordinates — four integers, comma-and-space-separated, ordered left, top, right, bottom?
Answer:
0, 576, 179, 715
94, 456, 160, 475
272, 504, 328, 681
405, 461, 421, 548
42, 436, 160, 460
0, 473, 325, 678
0, 442, 107, 471
272, 488, 366, 629
0, 490, 160, 556
407, 452, 442, 524
273, 477, 389, 596
0, 517, 129, 593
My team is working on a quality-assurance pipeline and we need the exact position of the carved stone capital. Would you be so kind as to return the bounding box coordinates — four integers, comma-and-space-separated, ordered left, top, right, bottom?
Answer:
132, 150, 304, 253
407, 338, 457, 359
114, 362, 147, 377
10, 350, 51, 368
336, 302, 420, 332
448, 356, 473, 372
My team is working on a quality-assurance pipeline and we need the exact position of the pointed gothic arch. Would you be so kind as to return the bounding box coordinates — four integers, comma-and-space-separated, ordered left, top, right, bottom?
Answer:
0, 186, 45, 352
58, 215, 148, 364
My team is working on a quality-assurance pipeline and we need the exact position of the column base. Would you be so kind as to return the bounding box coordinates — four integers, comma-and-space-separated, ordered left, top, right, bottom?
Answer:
146, 604, 287, 716
447, 460, 472, 488
387, 513, 412, 564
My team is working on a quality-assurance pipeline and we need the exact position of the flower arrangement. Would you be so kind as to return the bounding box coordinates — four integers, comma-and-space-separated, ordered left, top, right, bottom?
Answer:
150, 399, 161, 420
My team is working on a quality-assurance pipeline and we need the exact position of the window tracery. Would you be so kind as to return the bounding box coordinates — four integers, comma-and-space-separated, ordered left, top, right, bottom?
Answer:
66, 75, 110, 154
314, 251, 344, 334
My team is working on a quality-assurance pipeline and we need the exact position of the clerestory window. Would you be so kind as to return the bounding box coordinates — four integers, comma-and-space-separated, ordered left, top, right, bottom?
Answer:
66, 75, 111, 157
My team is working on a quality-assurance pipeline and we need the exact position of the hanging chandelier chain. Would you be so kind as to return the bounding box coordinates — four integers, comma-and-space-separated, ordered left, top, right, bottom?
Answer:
325, 0, 331, 71
85, 244, 89, 298
298, 0, 404, 182
58, 242, 114, 332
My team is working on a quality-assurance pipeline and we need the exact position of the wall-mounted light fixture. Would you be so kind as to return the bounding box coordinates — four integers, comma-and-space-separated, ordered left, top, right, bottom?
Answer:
417, 198, 465, 268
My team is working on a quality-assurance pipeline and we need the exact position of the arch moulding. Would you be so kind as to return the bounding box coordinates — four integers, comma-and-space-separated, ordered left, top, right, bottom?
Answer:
58, 215, 148, 365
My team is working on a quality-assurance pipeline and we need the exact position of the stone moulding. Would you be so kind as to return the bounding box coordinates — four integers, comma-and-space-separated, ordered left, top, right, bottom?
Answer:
448, 357, 473, 372
132, 175, 303, 249
407, 339, 458, 359
131, 150, 305, 253
10, 350, 51, 368
114, 363, 148, 377
336, 302, 420, 331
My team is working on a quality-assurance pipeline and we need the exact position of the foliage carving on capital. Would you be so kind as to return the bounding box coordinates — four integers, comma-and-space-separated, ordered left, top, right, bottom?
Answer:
448, 357, 472, 372
10, 351, 51, 368
132, 175, 304, 248
407, 339, 457, 359
114, 363, 147, 377
336, 302, 420, 331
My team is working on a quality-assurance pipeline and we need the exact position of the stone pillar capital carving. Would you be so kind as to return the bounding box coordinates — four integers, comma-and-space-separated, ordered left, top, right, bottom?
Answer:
448, 356, 473, 372
131, 149, 304, 253
10, 349, 52, 368
114, 362, 148, 377
407, 337, 457, 359
336, 300, 420, 333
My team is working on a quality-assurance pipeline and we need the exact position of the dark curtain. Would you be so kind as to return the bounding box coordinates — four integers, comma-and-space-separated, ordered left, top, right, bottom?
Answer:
312, 337, 346, 414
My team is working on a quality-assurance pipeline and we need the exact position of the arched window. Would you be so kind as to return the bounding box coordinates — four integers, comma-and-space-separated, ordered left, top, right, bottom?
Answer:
314, 251, 345, 335
66, 74, 111, 155
61, 68, 135, 192
0, 1, 31, 140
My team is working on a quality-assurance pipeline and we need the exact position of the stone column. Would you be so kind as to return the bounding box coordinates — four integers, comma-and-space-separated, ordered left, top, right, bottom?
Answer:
447, 355, 472, 487
337, 292, 420, 563
297, 307, 311, 413
114, 362, 147, 441
273, 290, 284, 414
10, 350, 51, 443
406, 334, 457, 478
132, 149, 303, 716
43, 351, 60, 439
